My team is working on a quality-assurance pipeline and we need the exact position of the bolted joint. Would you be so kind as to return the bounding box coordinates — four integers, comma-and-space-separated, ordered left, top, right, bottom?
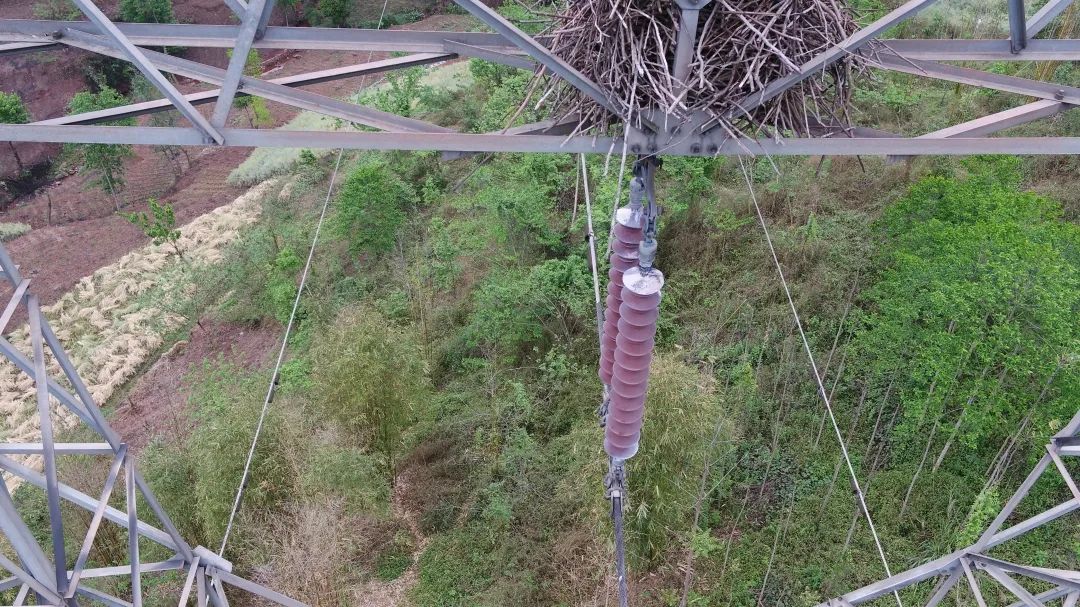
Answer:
629, 177, 646, 212
604, 459, 628, 501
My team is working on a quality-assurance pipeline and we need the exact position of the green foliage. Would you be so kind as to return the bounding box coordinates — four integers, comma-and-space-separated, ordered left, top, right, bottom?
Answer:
31, 0, 80, 20
84, 56, 136, 94
310, 307, 427, 484
333, 158, 416, 256
370, 68, 427, 117
413, 528, 500, 607
118, 0, 175, 23
185, 363, 289, 545
268, 245, 301, 324
853, 157, 1080, 456
0, 91, 29, 125
300, 444, 389, 514
306, 0, 350, 26
125, 197, 183, 258
0, 222, 30, 242
142, 440, 202, 542
65, 87, 135, 205
626, 355, 729, 565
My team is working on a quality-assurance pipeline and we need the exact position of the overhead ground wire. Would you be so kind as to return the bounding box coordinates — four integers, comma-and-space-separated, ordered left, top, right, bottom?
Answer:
737, 157, 903, 607
219, 0, 392, 558
218, 149, 345, 555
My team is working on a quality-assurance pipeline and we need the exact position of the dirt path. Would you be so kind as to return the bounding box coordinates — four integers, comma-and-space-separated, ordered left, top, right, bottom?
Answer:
353, 470, 431, 607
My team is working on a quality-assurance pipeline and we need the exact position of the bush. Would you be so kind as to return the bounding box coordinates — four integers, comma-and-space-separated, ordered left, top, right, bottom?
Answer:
332, 158, 417, 256
0, 222, 31, 242
186, 363, 290, 547
118, 0, 175, 23
310, 307, 427, 485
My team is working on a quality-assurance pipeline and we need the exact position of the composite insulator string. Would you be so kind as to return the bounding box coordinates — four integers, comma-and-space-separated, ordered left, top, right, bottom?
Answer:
737, 157, 903, 607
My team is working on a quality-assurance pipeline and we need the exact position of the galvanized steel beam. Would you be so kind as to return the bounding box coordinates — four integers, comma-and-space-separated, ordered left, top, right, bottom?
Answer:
722, 0, 941, 124
1027, 0, 1076, 38
451, 0, 623, 121
55, 28, 454, 135
1009, 0, 1028, 53
210, 0, 269, 128
37, 53, 453, 126
67, 0, 224, 144
13, 124, 1080, 155
0, 20, 523, 52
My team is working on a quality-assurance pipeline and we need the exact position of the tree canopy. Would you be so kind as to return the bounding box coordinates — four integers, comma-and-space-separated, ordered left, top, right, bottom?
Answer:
853, 157, 1080, 459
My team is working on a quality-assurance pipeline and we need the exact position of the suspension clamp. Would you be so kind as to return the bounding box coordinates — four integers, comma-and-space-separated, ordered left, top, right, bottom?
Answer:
605, 459, 628, 502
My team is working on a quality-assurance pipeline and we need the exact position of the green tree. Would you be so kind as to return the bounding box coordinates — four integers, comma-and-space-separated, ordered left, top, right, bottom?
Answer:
310, 307, 426, 486
306, 0, 350, 27
0, 92, 30, 175
333, 158, 416, 256
118, 0, 174, 23
124, 197, 183, 259
227, 49, 271, 127
65, 87, 135, 210
853, 157, 1080, 465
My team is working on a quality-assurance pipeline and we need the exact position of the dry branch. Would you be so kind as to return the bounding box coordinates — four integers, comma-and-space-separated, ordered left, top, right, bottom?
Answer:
533, 0, 866, 138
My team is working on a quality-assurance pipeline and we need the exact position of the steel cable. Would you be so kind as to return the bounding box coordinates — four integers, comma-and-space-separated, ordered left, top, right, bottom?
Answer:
218, 0, 393, 558
218, 149, 345, 555
737, 157, 903, 607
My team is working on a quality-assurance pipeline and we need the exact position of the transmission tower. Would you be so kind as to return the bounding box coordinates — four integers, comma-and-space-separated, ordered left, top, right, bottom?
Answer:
0, 243, 303, 607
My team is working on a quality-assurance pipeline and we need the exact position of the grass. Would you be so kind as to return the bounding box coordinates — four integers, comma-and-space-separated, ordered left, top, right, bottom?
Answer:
0, 222, 30, 242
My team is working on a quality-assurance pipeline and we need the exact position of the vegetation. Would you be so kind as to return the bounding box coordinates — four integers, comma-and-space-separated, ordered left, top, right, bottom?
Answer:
31, 0, 80, 20
125, 197, 184, 259
8, 10, 1080, 606
0, 222, 31, 242
0, 92, 30, 175
228, 49, 272, 127
116, 56, 1080, 607
65, 87, 136, 210
117, 0, 175, 23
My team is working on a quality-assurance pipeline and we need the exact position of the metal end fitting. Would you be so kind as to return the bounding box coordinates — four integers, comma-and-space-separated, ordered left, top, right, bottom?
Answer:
629, 177, 645, 212
605, 459, 627, 501
637, 238, 658, 271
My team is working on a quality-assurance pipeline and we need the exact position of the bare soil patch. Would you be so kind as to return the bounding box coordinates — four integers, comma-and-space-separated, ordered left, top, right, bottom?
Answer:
111, 319, 280, 454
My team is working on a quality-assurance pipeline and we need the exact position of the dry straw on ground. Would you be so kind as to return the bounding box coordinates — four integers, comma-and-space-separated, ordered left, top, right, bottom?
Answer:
535, 0, 864, 139
1, 180, 280, 490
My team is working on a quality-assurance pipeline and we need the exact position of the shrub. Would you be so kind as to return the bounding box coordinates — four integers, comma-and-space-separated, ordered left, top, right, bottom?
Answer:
65, 87, 135, 209
310, 307, 427, 485
186, 363, 290, 546
0, 222, 31, 242
332, 158, 416, 256
0, 92, 30, 174
118, 0, 174, 23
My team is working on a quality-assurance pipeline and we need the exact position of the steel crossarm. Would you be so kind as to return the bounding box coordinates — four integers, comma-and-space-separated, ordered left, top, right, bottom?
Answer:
210, 0, 270, 129
721, 0, 942, 125
55, 28, 454, 135
0, 20, 522, 53
872, 53, 1080, 105
36, 53, 454, 126
451, 0, 623, 121
68, 0, 224, 144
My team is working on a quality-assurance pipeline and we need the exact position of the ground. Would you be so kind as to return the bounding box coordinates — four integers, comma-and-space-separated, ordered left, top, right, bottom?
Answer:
111, 318, 280, 453
0, 11, 473, 310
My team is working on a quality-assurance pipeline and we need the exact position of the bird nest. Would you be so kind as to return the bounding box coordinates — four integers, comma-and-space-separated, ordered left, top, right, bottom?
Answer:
531, 0, 866, 140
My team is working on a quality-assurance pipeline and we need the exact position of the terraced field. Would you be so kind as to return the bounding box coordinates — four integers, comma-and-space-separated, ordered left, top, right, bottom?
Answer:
1, 180, 279, 489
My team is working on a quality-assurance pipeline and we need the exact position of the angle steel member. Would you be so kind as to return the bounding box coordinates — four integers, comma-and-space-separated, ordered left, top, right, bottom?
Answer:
599, 178, 646, 387
605, 265, 664, 460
